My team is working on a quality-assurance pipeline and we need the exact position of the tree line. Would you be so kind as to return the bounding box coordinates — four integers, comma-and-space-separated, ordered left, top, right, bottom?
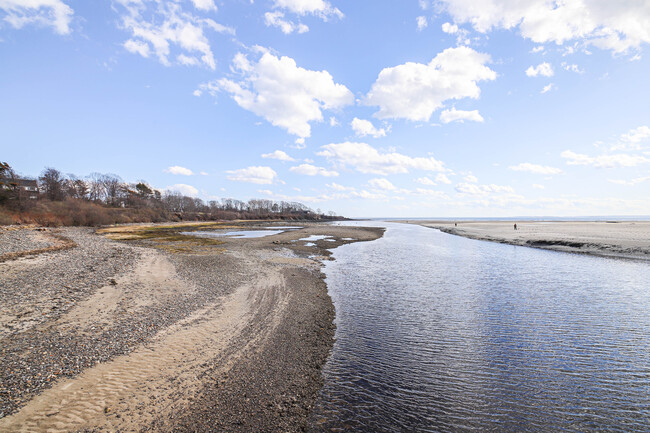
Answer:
1, 162, 338, 226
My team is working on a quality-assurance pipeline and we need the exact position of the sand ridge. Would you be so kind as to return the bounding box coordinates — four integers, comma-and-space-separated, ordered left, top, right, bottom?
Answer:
409, 221, 650, 260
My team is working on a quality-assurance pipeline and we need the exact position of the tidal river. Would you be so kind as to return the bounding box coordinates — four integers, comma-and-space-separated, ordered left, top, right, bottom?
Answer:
309, 222, 650, 432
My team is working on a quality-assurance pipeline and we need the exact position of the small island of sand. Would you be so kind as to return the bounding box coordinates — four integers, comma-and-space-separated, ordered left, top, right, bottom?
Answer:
408, 220, 650, 260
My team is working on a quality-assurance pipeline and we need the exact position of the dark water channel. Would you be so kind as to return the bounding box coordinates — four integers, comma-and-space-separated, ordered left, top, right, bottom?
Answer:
309, 222, 650, 432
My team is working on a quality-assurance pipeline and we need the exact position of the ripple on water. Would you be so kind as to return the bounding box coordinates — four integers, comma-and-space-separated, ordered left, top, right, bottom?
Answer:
309, 222, 650, 432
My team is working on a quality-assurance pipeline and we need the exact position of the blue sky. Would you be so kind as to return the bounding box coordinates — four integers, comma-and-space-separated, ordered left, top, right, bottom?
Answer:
1, 0, 649, 217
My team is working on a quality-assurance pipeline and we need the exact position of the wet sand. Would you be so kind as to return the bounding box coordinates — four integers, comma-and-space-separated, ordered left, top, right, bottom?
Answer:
0, 222, 384, 432
408, 221, 650, 260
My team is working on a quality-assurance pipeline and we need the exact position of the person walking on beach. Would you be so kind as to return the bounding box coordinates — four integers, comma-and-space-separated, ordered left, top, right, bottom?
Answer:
514, 223, 517, 230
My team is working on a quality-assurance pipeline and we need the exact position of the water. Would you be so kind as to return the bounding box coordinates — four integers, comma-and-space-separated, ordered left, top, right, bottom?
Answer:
310, 222, 650, 432
185, 229, 285, 238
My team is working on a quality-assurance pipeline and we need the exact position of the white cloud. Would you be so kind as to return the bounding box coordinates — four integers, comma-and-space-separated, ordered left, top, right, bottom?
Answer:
439, 0, 650, 53
440, 108, 484, 123
272, 0, 343, 20
0, 0, 73, 34
541, 83, 555, 93
414, 188, 450, 199
262, 150, 295, 161
526, 62, 554, 77
561, 150, 650, 168
166, 183, 199, 197
562, 62, 584, 74
365, 46, 496, 121
436, 173, 452, 184
327, 182, 354, 191
290, 163, 339, 177
124, 39, 150, 57
417, 16, 428, 31
177, 53, 200, 66
531, 45, 545, 53
116, 0, 232, 70
318, 141, 446, 175
226, 166, 278, 184
164, 165, 194, 175
191, 0, 216, 11
204, 51, 353, 138
368, 178, 397, 190
441, 22, 458, 33
351, 117, 388, 138
264, 11, 309, 34
415, 177, 436, 186
463, 174, 478, 182
329, 116, 339, 126
509, 162, 562, 175
608, 176, 650, 186
455, 182, 514, 195
614, 125, 650, 150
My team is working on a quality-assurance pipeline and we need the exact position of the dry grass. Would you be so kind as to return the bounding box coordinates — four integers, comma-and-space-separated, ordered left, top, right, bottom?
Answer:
95, 221, 251, 253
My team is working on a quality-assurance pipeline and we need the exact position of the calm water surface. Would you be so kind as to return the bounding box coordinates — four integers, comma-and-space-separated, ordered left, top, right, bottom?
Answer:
309, 222, 650, 432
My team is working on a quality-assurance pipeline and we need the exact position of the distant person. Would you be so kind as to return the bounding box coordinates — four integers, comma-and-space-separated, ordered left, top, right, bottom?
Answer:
454, 222, 457, 227
514, 223, 517, 230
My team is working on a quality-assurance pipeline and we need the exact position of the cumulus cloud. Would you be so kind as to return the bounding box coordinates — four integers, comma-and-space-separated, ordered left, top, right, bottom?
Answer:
455, 182, 514, 195
436, 173, 452, 184
415, 177, 436, 186
351, 118, 388, 138
264, 11, 309, 34
202, 51, 353, 138
0, 0, 73, 34
191, 0, 216, 11
116, 0, 233, 70
417, 16, 428, 31
614, 125, 650, 151
262, 150, 295, 161
368, 178, 397, 190
327, 182, 354, 191
526, 62, 554, 77
365, 46, 496, 121
164, 165, 194, 175
226, 166, 278, 184
561, 150, 650, 168
290, 164, 338, 177
272, 0, 343, 20
463, 174, 478, 182
440, 108, 484, 123
442, 22, 458, 33
438, 0, 650, 53
166, 183, 199, 196
317, 141, 446, 175
509, 162, 562, 175
608, 176, 650, 186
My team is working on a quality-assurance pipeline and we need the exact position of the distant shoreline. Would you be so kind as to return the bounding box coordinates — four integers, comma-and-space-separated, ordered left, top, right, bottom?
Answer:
401, 220, 650, 261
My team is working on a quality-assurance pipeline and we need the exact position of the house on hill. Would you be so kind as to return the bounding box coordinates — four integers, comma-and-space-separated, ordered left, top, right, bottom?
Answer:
0, 178, 39, 200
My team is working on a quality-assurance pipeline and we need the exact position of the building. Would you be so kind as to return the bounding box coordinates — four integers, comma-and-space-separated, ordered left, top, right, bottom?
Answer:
0, 178, 39, 200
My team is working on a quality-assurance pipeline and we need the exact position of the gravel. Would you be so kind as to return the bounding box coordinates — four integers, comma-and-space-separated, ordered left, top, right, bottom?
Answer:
0, 228, 54, 256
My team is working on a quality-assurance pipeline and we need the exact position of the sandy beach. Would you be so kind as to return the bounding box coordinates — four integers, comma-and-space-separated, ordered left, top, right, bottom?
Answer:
408, 221, 650, 260
0, 222, 383, 432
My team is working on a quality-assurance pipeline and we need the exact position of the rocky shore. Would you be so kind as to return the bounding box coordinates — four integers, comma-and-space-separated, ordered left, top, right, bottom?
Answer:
0, 222, 383, 432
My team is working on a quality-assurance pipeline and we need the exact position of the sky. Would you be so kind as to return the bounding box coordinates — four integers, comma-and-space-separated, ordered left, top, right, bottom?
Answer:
1, 0, 650, 218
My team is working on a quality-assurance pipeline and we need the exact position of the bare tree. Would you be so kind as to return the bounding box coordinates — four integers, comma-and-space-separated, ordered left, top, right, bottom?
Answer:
39, 167, 66, 201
